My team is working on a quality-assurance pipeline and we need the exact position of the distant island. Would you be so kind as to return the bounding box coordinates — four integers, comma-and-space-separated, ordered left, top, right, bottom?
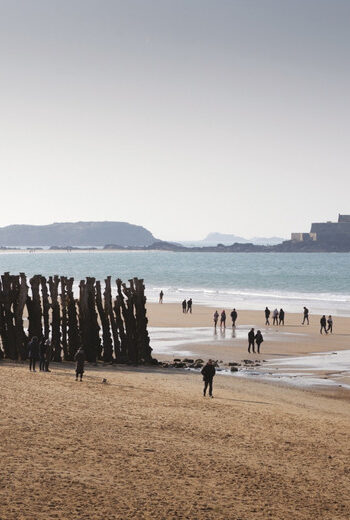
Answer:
0, 221, 157, 247
0, 215, 349, 252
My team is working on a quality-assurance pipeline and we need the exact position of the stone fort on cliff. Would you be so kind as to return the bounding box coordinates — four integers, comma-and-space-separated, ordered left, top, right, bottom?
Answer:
292, 214, 350, 244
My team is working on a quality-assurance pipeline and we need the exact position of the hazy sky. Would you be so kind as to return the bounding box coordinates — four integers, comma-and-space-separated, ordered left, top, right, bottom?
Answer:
1, 0, 349, 240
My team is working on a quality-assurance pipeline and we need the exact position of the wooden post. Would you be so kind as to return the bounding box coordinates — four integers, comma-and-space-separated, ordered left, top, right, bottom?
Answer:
66, 278, 79, 360
40, 276, 50, 340
14, 273, 29, 360
96, 280, 112, 362
104, 276, 120, 362
49, 276, 61, 361
60, 276, 68, 361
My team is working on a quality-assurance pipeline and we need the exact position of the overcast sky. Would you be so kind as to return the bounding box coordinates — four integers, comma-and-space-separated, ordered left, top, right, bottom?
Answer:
1, 0, 349, 240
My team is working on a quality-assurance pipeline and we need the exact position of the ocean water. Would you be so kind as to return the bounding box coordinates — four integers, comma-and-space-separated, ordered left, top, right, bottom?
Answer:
1, 251, 350, 315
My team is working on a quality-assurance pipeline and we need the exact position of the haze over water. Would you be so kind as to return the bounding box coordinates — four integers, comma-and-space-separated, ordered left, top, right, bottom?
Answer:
1, 251, 350, 316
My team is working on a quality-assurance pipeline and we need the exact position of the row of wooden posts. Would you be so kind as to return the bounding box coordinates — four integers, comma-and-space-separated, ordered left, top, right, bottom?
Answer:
0, 272, 154, 364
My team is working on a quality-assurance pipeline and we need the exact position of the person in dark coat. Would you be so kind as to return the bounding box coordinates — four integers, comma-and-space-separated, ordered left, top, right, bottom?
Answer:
302, 306, 309, 325
74, 347, 86, 381
265, 307, 270, 326
213, 310, 219, 329
248, 328, 255, 353
45, 339, 52, 372
159, 290, 164, 303
230, 308, 238, 327
201, 359, 216, 398
220, 310, 226, 329
255, 330, 264, 353
182, 299, 187, 313
28, 336, 39, 372
279, 308, 285, 325
39, 338, 47, 371
327, 315, 333, 334
187, 298, 192, 314
320, 315, 328, 334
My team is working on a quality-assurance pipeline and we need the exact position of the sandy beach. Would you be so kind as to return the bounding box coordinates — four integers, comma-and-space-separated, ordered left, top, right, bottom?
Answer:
1, 302, 350, 519
1, 361, 350, 520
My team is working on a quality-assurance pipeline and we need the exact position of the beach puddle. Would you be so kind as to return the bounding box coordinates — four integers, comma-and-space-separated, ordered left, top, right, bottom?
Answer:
149, 326, 350, 390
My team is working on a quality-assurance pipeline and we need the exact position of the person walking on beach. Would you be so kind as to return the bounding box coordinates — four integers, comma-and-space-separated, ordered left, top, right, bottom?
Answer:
279, 308, 285, 325
39, 338, 47, 371
230, 308, 238, 327
213, 310, 219, 329
182, 299, 187, 313
272, 308, 279, 325
28, 336, 39, 372
320, 315, 328, 335
265, 307, 270, 326
220, 310, 226, 329
327, 315, 333, 334
248, 328, 255, 353
201, 359, 216, 398
302, 307, 309, 325
159, 290, 164, 303
74, 347, 86, 381
187, 298, 192, 314
255, 330, 264, 353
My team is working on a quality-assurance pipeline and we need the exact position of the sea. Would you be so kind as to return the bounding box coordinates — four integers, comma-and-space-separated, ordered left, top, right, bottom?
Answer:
1, 250, 350, 316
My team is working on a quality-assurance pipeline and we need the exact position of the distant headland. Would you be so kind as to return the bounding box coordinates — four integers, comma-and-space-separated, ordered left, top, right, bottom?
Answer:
0, 216, 350, 252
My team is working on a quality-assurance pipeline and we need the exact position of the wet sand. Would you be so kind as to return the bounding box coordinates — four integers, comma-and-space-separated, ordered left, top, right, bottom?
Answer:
1, 362, 350, 520
147, 303, 350, 361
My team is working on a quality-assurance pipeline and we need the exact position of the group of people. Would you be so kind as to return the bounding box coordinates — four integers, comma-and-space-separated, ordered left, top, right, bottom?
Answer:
320, 315, 333, 334
27, 336, 52, 372
213, 308, 238, 329
264, 307, 285, 326
27, 336, 86, 381
248, 328, 264, 353
182, 298, 193, 313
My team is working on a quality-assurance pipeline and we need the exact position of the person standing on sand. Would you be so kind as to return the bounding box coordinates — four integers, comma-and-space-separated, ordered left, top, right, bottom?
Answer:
265, 307, 270, 326
255, 330, 264, 353
182, 299, 187, 313
220, 310, 226, 329
45, 338, 52, 372
302, 307, 309, 325
74, 347, 86, 381
159, 290, 164, 303
230, 308, 238, 327
327, 315, 333, 334
28, 336, 39, 372
187, 298, 192, 313
248, 328, 255, 353
272, 308, 279, 325
201, 359, 216, 398
279, 308, 285, 325
39, 338, 47, 371
320, 315, 328, 335
213, 310, 219, 329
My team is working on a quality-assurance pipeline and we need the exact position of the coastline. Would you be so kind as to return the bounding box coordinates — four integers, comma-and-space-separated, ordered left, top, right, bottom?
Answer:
147, 303, 350, 390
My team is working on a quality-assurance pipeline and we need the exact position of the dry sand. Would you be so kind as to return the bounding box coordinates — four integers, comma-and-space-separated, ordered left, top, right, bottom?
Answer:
1, 303, 350, 519
1, 362, 350, 520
